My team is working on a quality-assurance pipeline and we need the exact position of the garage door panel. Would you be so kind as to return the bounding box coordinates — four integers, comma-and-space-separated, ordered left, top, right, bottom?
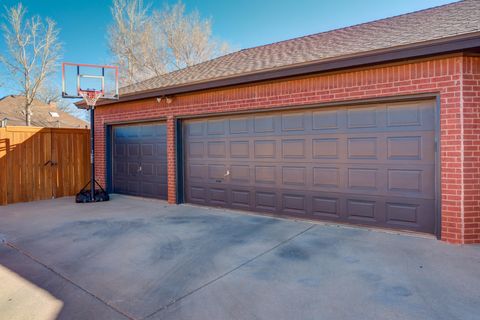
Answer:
230, 165, 250, 183
115, 143, 126, 156
229, 117, 250, 134
207, 119, 227, 135
186, 122, 204, 137
208, 164, 227, 180
188, 164, 206, 180
141, 144, 154, 157
282, 166, 307, 186
312, 138, 340, 159
127, 180, 140, 194
230, 141, 250, 158
207, 141, 227, 158
347, 168, 379, 191
282, 193, 307, 215
209, 187, 228, 205
128, 162, 140, 176
140, 181, 158, 197
187, 186, 207, 203
347, 137, 379, 159
312, 109, 341, 130
347, 106, 378, 129
255, 191, 278, 212
386, 101, 435, 130
387, 133, 435, 162
113, 179, 128, 193
346, 198, 378, 222
281, 112, 306, 132
313, 167, 341, 189
254, 115, 276, 133
254, 140, 277, 158
187, 141, 204, 158
312, 196, 341, 218
127, 144, 140, 157
231, 188, 252, 208
282, 139, 306, 159
140, 163, 154, 176
140, 125, 155, 137
184, 101, 436, 234
254, 166, 277, 184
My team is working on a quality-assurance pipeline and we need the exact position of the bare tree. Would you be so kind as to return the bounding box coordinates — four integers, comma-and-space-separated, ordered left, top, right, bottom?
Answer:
109, 0, 165, 85
37, 82, 61, 105
36, 82, 82, 117
109, 0, 229, 86
0, 4, 62, 126
155, 2, 229, 70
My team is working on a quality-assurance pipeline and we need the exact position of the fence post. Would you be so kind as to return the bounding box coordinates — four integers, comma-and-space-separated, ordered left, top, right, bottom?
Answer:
0, 128, 8, 205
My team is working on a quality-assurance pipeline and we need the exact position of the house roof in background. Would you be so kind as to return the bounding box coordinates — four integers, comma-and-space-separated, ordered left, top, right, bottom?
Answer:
113, 0, 480, 101
0, 95, 88, 128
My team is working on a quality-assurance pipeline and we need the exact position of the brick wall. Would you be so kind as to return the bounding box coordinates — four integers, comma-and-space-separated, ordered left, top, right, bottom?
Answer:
94, 54, 480, 244
462, 56, 480, 244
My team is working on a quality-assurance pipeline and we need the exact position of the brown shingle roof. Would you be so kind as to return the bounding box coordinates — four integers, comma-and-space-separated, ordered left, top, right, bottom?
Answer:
119, 0, 480, 97
0, 95, 88, 128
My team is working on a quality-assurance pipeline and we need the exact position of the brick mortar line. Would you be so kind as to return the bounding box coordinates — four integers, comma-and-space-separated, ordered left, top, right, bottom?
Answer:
143, 224, 316, 320
5, 242, 137, 320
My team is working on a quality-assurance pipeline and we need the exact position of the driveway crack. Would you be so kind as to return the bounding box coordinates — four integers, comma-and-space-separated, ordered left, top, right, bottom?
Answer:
143, 224, 316, 319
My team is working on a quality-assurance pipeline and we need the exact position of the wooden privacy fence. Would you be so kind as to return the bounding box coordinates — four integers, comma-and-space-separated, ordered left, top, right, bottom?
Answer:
0, 126, 91, 205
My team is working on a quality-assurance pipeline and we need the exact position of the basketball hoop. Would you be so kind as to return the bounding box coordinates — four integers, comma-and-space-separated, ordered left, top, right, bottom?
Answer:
61, 62, 119, 203
79, 90, 103, 108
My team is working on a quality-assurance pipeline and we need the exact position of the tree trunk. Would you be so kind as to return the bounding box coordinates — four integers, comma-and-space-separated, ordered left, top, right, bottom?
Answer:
25, 105, 31, 126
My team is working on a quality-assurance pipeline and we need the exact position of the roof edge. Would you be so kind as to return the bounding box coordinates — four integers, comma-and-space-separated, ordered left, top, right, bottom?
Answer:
80, 32, 480, 108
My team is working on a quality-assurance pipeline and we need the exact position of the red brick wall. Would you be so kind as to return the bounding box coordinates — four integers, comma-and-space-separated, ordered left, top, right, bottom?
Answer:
462, 56, 480, 244
94, 54, 480, 244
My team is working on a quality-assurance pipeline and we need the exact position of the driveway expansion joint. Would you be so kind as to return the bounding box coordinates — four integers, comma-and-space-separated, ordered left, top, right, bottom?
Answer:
4, 242, 138, 320
142, 224, 316, 320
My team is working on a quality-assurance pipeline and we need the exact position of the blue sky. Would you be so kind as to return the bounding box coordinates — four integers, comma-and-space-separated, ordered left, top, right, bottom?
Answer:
0, 0, 457, 97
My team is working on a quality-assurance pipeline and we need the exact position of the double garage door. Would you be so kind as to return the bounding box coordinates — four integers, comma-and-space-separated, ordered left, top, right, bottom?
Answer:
184, 100, 437, 234
112, 100, 436, 234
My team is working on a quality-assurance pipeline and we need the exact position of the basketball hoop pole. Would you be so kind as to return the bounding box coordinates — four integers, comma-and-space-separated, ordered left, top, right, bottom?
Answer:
89, 104, 95, 202
78, 90, 105, 203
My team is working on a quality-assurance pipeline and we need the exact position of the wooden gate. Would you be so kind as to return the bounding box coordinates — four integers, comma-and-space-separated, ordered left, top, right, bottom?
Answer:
0, 127, 90, 205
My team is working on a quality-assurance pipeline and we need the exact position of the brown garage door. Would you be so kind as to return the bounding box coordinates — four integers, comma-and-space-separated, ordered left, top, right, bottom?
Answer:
183, 100, 437, 234
113, 123, 167, 199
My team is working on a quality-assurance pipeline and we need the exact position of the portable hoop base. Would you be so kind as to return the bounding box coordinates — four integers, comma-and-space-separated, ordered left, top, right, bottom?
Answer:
75, 180, 110, 203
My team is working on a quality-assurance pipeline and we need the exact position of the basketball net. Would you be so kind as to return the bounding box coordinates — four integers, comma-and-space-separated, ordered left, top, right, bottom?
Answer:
79, 90, 103, 108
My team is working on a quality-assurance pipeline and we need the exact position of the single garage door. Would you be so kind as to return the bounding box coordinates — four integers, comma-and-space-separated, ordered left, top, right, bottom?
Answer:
184, 100, 437, 234
113, 123, 167, 199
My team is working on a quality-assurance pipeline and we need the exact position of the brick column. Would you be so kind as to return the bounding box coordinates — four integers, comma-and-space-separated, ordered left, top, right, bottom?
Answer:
166, 115, 177, 204
462, 56, 480, 244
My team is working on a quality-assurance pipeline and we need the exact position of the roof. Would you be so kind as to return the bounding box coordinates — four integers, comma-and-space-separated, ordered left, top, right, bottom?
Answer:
101, 0, 480, 104
0, 95, 88, 128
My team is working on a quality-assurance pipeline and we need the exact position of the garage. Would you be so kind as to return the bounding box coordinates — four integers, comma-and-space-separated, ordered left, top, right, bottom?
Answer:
184, 100, 437, 234
112, 123, 168, 199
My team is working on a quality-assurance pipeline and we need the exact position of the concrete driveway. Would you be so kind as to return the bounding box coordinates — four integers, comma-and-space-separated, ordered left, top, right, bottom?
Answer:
0, 196, 479, 320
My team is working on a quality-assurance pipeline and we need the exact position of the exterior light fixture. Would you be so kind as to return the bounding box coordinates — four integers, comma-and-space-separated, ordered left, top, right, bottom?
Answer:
156, 96, 174, 104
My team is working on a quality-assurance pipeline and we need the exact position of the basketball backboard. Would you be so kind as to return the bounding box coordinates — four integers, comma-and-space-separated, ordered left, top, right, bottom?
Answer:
62, 62, 119, 101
